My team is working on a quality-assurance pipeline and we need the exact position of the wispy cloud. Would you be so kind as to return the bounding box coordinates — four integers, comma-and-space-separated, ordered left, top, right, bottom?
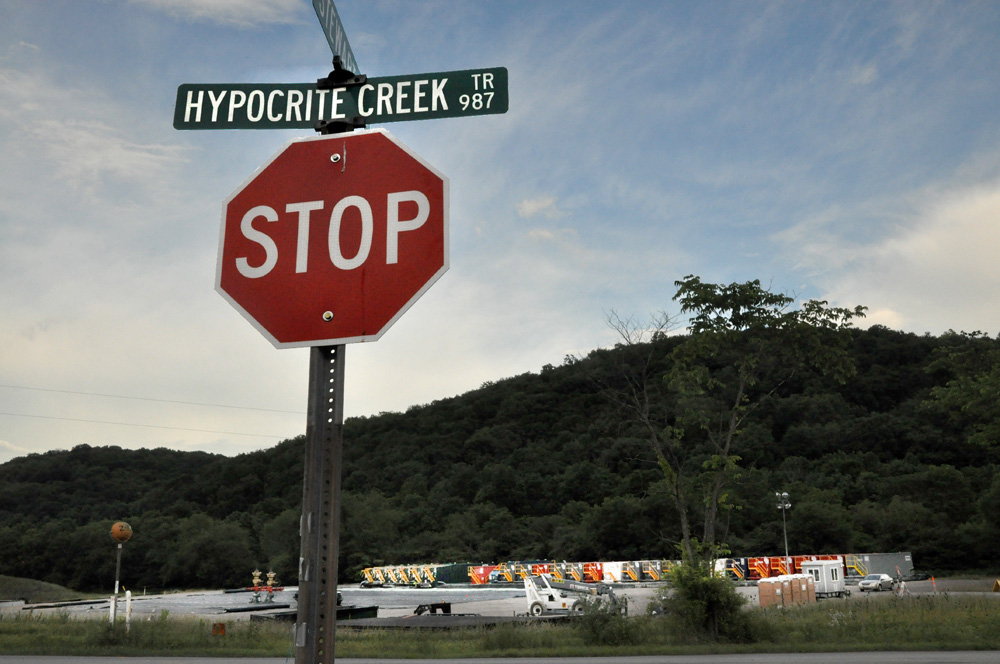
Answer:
126, 0, 304, 27
25, 119, 188, 198
806, 180, 1000, 333
517, 196, 566, 220
0, 58, 189, 204
0, 439, 32, 465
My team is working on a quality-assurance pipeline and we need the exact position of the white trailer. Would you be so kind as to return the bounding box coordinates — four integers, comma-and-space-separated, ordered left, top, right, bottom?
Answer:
601, 561, 622, 583
800, 559, 849, 598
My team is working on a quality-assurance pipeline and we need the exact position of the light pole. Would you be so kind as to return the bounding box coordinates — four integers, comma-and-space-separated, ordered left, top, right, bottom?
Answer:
775, 492, 791, 573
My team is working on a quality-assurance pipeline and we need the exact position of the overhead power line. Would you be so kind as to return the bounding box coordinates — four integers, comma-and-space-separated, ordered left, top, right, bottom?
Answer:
0, 411, 293, 439
0, 384, 305, 415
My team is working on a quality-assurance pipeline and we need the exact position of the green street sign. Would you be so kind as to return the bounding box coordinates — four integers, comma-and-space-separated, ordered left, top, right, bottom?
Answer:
174, 67, 508, 130
312, 0, 359, 74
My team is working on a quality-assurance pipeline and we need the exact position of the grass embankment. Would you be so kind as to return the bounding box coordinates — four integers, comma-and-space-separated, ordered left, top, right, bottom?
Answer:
0, 575, 91, 604
1, 596, 998, 657
0, 611, 296, 658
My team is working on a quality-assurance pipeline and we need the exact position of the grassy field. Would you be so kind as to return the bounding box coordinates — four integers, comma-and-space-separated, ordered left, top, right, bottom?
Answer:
2, 596, 999, 657
3, 576, 999, 657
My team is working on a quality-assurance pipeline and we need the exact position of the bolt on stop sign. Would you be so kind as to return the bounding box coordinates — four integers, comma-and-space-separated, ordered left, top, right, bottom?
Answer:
217, 129, 448, 347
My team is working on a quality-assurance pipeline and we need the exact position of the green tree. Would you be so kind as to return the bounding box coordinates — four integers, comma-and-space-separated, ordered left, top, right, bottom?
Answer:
607, 276, 865, 563
339, 491, 405, 576
654, 559, 758, 642
259, 507, 300, 583
157, 514, 255, 588
925, 331, 1000, 447
785, 492, 853, 554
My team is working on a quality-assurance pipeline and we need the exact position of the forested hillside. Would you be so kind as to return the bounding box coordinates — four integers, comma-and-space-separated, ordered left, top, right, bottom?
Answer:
1, 324, 998, 593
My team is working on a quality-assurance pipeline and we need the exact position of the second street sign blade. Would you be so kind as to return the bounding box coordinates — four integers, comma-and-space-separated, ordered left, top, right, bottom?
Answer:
312, 0, 359, 74
174, 67, 508, 130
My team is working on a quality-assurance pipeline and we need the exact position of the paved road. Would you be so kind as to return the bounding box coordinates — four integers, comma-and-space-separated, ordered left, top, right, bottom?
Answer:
3, 653, 998, 664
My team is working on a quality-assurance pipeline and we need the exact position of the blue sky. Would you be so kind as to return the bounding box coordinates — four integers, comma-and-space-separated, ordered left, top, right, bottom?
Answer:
2, 0, 999, 463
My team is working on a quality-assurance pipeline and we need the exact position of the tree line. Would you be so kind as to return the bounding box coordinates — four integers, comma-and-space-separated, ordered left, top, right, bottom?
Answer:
1, 278, 997, 593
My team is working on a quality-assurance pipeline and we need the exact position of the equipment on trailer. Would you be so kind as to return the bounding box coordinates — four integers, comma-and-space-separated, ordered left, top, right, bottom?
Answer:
523, 574, 627, 616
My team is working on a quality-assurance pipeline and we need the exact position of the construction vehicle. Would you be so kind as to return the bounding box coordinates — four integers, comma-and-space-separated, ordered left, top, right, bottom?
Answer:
523, 574, 627, 616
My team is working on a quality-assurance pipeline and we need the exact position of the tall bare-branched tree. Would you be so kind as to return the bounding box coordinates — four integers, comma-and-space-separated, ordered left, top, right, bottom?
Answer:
606, 275, 866, 565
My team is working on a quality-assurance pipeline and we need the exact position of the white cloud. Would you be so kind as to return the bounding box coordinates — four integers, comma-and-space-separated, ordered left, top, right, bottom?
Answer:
23, 119, 188, 199
0, 58, 190, 208
126, 0, 304, 27
525, 227, 577, 243
516, 195, 566, 220
814, 180, 1000, 333
0, 43, 304, 459
0, 439, 33, 465
850, 63, 879, 86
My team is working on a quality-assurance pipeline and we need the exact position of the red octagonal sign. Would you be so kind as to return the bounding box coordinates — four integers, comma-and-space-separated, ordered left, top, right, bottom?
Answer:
217, 129, 448, 348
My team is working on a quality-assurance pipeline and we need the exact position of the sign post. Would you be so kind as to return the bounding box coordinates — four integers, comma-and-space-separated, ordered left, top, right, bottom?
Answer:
178, 4, 504, 661
216, 128, 448, 664
296, 343, 345, 663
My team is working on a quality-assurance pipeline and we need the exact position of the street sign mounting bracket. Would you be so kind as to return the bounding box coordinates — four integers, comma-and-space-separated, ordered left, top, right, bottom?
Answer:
317, 55, 366, 89
316, 116, 366, 135
315, 55, 367, 134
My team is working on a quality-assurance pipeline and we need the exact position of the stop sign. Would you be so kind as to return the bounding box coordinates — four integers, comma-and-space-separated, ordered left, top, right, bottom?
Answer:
216, 129, 448, 347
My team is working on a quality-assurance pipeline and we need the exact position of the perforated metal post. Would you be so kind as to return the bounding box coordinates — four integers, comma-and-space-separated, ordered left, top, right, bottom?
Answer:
296, 344, 345, 664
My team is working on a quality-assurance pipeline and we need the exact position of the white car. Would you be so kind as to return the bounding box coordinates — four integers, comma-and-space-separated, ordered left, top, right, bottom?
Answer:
857, 573, 894, 592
